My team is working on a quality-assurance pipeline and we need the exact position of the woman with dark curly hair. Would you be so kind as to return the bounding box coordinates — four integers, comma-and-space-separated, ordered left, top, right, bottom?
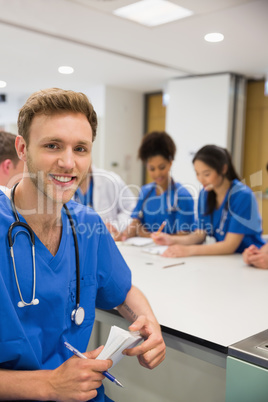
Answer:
153, 144, 265, 257
121, 131, 195, 239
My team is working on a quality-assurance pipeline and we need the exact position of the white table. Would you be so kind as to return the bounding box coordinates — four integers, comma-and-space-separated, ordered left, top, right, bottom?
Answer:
96, 244, 268, 366
121, 245, 268, 344
94, 244, 268, 401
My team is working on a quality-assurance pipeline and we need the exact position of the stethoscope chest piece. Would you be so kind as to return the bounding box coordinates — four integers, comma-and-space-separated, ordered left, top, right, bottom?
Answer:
71, 306, 85, 326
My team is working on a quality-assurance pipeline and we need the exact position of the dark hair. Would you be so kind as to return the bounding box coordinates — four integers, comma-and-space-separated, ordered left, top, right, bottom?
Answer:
192, 144, 240, 215
138, 131, 176, 162
18, 88, 97, 145
0, 131, 20, 165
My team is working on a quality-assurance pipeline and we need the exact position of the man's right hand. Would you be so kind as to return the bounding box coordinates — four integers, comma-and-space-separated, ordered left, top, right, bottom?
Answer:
48, 346, 112, 402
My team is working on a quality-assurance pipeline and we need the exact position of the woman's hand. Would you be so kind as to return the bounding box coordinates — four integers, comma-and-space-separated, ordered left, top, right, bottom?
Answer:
151, 232, 174, 245
162, 244, 192, 258
242, 245, 258, 264
105, 222, 122, 241
248, 253, 268, 269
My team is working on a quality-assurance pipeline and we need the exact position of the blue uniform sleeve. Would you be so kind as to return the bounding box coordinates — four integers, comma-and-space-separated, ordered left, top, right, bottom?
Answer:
174, 185, 195, 231
131, 184, 153, 221
95, 226, 132, 310
68, 202, 132, 312
228, 184, 263, 235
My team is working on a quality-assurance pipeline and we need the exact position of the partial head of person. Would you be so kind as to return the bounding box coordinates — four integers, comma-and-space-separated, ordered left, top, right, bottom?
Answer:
138, 131, 176, 188
15, 88, 98, 205
0, 130, 24, 188
193, 144, 240, 213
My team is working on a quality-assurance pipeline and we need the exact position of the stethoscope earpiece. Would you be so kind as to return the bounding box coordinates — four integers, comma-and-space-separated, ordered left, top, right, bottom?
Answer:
17, 298, 39, 308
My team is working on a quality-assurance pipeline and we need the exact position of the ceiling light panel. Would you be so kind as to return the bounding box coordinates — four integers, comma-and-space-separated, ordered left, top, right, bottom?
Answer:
204, 32, 224, 43
113, 0, 193, 27
58, 66, 74, 74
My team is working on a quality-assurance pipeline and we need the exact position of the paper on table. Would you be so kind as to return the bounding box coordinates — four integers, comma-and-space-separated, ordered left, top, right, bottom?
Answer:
142, 245, 168, 255
96, 325, 143, 367
123, 237, 153, 247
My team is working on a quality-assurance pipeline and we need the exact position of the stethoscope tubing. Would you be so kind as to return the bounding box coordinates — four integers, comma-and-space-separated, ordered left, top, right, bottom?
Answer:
211, 182, 233, 237
63, 204, 80, 307
138, 178, 177, 219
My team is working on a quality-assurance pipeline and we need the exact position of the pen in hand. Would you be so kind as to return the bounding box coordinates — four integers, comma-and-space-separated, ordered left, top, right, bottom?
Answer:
64, 341, 124, 388
155, 221, 166, 236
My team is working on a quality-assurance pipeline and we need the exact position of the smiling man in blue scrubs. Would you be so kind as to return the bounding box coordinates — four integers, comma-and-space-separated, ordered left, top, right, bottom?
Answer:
0, 88, 165, 401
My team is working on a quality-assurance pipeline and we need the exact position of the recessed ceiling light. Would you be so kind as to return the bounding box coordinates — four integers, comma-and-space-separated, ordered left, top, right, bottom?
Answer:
204, 33, 224, 43
58, 66, 74, 74
113, 0, 193, 27
0, 80, 7, 88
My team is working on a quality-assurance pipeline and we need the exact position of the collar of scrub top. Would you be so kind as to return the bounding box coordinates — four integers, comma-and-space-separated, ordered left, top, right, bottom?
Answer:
138, 177, 177, 219
8, 183, 85, 325
75, 175, 94, 208
210, 181, 234, 236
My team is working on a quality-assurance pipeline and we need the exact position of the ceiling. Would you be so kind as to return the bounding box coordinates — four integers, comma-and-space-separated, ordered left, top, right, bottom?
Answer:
0, 0, 268, 96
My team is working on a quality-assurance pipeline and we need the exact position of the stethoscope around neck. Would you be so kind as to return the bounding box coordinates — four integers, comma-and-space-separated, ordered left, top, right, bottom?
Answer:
138, 177, 177, 219
214, 203, 228, 236
211, 182, 233, 237
8, 183, 85, 326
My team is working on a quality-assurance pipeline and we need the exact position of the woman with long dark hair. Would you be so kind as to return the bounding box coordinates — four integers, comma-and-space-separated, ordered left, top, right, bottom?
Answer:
152, 144, 265, 257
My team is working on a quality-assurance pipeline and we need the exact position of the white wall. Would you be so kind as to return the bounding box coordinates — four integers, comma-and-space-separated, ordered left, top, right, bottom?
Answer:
100, 86, 143, 187
0, 92, 30, 132
165, 74, 236, 200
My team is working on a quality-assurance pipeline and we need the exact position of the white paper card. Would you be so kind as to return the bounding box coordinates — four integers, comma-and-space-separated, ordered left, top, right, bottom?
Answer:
123, 237, 153, 247
96, 325, 143, 367
142, 245, 168, 255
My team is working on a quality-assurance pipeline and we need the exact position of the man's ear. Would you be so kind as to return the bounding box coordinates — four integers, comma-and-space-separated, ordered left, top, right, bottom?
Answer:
1, 159, 13, 175
15, 135, 27, 162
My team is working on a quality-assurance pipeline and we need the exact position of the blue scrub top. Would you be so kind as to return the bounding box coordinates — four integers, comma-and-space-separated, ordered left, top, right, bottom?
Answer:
131, 181, 195, 234
197, 179, 265, 253
0, 191, 131, 402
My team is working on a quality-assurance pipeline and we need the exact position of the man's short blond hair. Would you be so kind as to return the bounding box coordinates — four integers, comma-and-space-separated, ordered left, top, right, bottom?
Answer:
18, 88, 97, 145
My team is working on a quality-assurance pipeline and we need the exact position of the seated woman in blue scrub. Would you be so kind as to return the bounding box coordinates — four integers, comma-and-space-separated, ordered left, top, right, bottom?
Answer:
121, 131, 195, 239
0, 88, 166, 401
152, 144, 265, 257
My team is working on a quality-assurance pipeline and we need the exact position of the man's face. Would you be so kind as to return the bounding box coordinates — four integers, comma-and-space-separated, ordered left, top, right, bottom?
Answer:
23, 112, 93, 205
